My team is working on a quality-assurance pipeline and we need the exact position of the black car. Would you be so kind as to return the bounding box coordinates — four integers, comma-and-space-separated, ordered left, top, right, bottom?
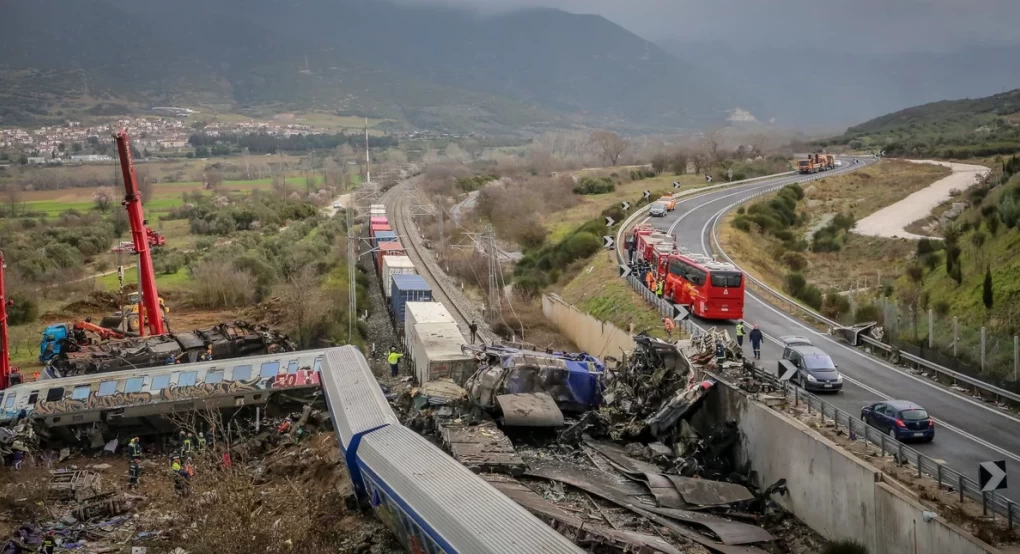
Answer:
861, 400, 934, 442
778, 336, 843, 392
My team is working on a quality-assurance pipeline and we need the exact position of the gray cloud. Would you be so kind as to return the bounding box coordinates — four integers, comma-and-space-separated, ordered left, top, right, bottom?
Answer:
396, 0, 1020, 53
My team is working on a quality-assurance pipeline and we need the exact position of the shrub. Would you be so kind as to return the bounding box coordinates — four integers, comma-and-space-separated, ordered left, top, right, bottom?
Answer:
773, 229, 795, 242
784, 272, 807, 297
799, 284, 824, 310
781, 251, 808, 271
933, 300, 950, 316
822, 290, 851, 319
6, 292, 38, 325
812, 237, 841, 253
189, 260, 257, 308
572, 176, 616, 195
921, 252, 940, 271
916, 238, 936, 256
736, 206, 745, 215
514, 276, 542, 299
731, 217, 751, 232
831, 212, 856, 231
854, 304, 882, 324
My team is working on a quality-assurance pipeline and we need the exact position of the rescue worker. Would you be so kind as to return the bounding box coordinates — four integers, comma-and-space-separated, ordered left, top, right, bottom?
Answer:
387, 347, 403, 378
197, 432, 207, 451
171, 457, 189, 497
662, 317, 675, 341
715, 340, 726, 365
198, 345, 213, 362
40, 532, 55, 554
10, 444, 24, 471
165, 354, 176, 366
624, 232, 635, 265
127, 437, 142, 460
749, 324, 764, 360
655, 279, 664, 299
128, 459, 141, 490
735, 321, 745, 347
469, 320, 478, 344
645, 270, 654, 290
182, 432, 195, 457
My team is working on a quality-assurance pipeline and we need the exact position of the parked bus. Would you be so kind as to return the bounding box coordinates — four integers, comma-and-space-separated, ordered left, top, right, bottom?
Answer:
665, 254, 745, 320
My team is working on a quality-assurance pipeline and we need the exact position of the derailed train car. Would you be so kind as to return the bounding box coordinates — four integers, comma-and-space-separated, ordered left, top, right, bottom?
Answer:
320, 346, 584, 554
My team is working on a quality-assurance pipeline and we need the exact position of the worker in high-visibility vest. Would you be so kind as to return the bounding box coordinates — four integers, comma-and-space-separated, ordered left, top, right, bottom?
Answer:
387, 347, 404, 378
735, 321, 745, 347
656, 279, 664, 299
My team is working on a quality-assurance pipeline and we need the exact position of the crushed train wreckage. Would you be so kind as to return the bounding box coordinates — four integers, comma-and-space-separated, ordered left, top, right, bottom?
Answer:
394, 335, 819, 553
45, 320, 297, 378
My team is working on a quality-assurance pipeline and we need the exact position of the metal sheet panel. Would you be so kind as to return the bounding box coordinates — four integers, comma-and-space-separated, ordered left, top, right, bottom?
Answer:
320, 346, 399, 448
358, 425, 584, 554
664, 475, 755, 507
497, 393, 564, 427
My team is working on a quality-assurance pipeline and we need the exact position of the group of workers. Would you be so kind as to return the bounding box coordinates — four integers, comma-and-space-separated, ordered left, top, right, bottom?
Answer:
661, 317, 765, 361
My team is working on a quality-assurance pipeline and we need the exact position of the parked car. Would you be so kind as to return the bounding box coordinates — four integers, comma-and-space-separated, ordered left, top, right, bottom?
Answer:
649, 202, 668, 217
333, 201, 342, 209
778, 336, 843, 392
861, 400, 934, 442
658, 196, 678, 211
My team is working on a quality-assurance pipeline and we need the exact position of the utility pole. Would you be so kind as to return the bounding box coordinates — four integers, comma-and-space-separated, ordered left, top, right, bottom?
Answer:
364, 118, 371, 184
0, 251, 10, 390
438, 207, 445, 262
347, 203, 357, 342
487, 227, 500, 320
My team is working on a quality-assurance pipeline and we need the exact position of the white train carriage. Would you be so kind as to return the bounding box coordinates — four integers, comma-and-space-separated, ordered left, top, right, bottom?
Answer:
0, 349, 326, 427
319, 346, 584, 554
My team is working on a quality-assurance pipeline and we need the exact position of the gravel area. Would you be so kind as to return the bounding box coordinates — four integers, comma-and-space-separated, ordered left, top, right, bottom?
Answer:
855, 160, 990, 240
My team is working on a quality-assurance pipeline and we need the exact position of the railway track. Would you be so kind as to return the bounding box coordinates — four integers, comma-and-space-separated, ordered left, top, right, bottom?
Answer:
380, 180, 495, 342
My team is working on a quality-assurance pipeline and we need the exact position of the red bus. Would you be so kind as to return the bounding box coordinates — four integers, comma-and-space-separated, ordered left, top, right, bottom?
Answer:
665, 254, 745, 320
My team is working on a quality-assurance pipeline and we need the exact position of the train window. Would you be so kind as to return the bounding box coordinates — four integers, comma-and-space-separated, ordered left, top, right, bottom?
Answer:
232, 365, 252, 381
260, 362, 281, 379
205, 370, 223, 385
45, 388, 64, 402
313, 358, 322, 373
177, 371, 198, 387
71, 386, 91, 401
124, 378, 144, 393
3, 394, 15, 410
97, 381, 117, 396
287, 360, 299, 374
28, 392, 38, 405
150, 375, 171, 391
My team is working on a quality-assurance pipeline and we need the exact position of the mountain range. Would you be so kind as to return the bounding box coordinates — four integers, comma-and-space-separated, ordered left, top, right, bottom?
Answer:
0, 0, 753, 133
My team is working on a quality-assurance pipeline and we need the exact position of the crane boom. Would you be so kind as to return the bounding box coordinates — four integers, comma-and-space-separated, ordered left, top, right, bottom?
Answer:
1, 251, 10, 390
115, 130, 164, 337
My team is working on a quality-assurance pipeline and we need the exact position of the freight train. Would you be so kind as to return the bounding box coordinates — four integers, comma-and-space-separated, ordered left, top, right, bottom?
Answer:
320, 345, 585, 554
367, 205, 476, 385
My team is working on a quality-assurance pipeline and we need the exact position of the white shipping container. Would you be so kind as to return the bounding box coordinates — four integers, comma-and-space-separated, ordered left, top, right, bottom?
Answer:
409, 322, 475, 385
370, 204, 386, 216
382, 256, 417, 299
404, 301, 456, 356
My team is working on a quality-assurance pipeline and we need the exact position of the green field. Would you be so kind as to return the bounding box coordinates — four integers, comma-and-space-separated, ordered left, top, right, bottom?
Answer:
95, 266, 191, 292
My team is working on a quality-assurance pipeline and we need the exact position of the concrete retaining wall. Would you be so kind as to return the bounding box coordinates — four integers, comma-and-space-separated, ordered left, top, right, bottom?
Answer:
702, 380, 1000, 554
541, 294, 635, 358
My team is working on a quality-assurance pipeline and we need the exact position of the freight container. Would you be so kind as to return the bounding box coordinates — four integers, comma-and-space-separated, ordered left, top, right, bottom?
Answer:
373, 230, 397, 246
369, 216, 389, 226
375, 241, 406, 274
382, 256, 416, 299
403, 301, 455, 352
370, 205, 386, 216
408, 321, 474, 384
391, 274, 432, 323
369, 223, 392, 238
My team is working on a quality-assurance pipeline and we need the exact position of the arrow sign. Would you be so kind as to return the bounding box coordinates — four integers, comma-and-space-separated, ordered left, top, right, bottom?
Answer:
980, 461, 1007, 492
778, 363, 798, 382
619, 265, 631, 278
605, 216, 615, 227
621, 201, 630, 211
643, 190, 651, 200
705, 175, 713, 183
672, 304, 689, 322
603, 236, 614, 249
672, 181, 681, 189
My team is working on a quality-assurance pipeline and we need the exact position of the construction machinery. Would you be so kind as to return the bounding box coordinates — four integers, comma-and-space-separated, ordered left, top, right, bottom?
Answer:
99, 291, 168, 334
0, 251, 16, 390
38, 320, 128, 364
797, 153, 836, 174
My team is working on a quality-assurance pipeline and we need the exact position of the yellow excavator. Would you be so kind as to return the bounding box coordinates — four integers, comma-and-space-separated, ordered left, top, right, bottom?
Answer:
100, 292, 170, 333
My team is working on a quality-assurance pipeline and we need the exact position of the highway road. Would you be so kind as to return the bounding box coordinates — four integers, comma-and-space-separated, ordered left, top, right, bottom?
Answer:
648, 161, 1020, 497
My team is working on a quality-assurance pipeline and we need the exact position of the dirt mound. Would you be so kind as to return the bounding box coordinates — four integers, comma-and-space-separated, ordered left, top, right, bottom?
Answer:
41, 291, 124, 321
239, 295, 288, 326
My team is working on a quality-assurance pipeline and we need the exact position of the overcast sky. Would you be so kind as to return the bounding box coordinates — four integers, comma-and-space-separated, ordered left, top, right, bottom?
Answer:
400, 0, 1020, 53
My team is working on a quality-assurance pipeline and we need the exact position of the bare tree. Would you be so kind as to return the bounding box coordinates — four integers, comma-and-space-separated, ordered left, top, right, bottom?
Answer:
305, 173, 317, 194
671, 150, 690, 175
92, 186, 115, 212
692, 152, 707, 175
205, 171, 224, 191
650, 152, 669, 175
589, 130, 629, 167
334, 143, 354, 170
271, 173, 291, 197
444, 143, 470, 163
703, 128, 724, 162
750, 133, 769, 157
279, 267, 331, 348
3, 183, 23, 217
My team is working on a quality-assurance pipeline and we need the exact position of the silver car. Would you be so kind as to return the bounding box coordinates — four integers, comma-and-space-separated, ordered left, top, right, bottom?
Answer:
649, 202, 667, 217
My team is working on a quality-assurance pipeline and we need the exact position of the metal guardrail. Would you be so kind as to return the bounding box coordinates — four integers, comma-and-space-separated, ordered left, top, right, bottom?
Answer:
738, 363, 1019, 528
706, 181, 1020, 408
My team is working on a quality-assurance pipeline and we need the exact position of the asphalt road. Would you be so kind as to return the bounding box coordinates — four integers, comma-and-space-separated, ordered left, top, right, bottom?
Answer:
651, 161, 1020, 497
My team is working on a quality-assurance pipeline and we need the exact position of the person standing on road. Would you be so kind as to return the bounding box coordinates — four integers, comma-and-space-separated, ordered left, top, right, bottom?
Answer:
735, 321, 745, 347
387, 347, 403, 378
749, 325, 763, 360
655, 279, 664, 299
469, 321, 478, 344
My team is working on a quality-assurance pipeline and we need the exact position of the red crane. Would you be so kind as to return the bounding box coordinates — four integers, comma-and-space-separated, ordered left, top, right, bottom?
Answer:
115, 130, 164, 337
1, 251, 11, 390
